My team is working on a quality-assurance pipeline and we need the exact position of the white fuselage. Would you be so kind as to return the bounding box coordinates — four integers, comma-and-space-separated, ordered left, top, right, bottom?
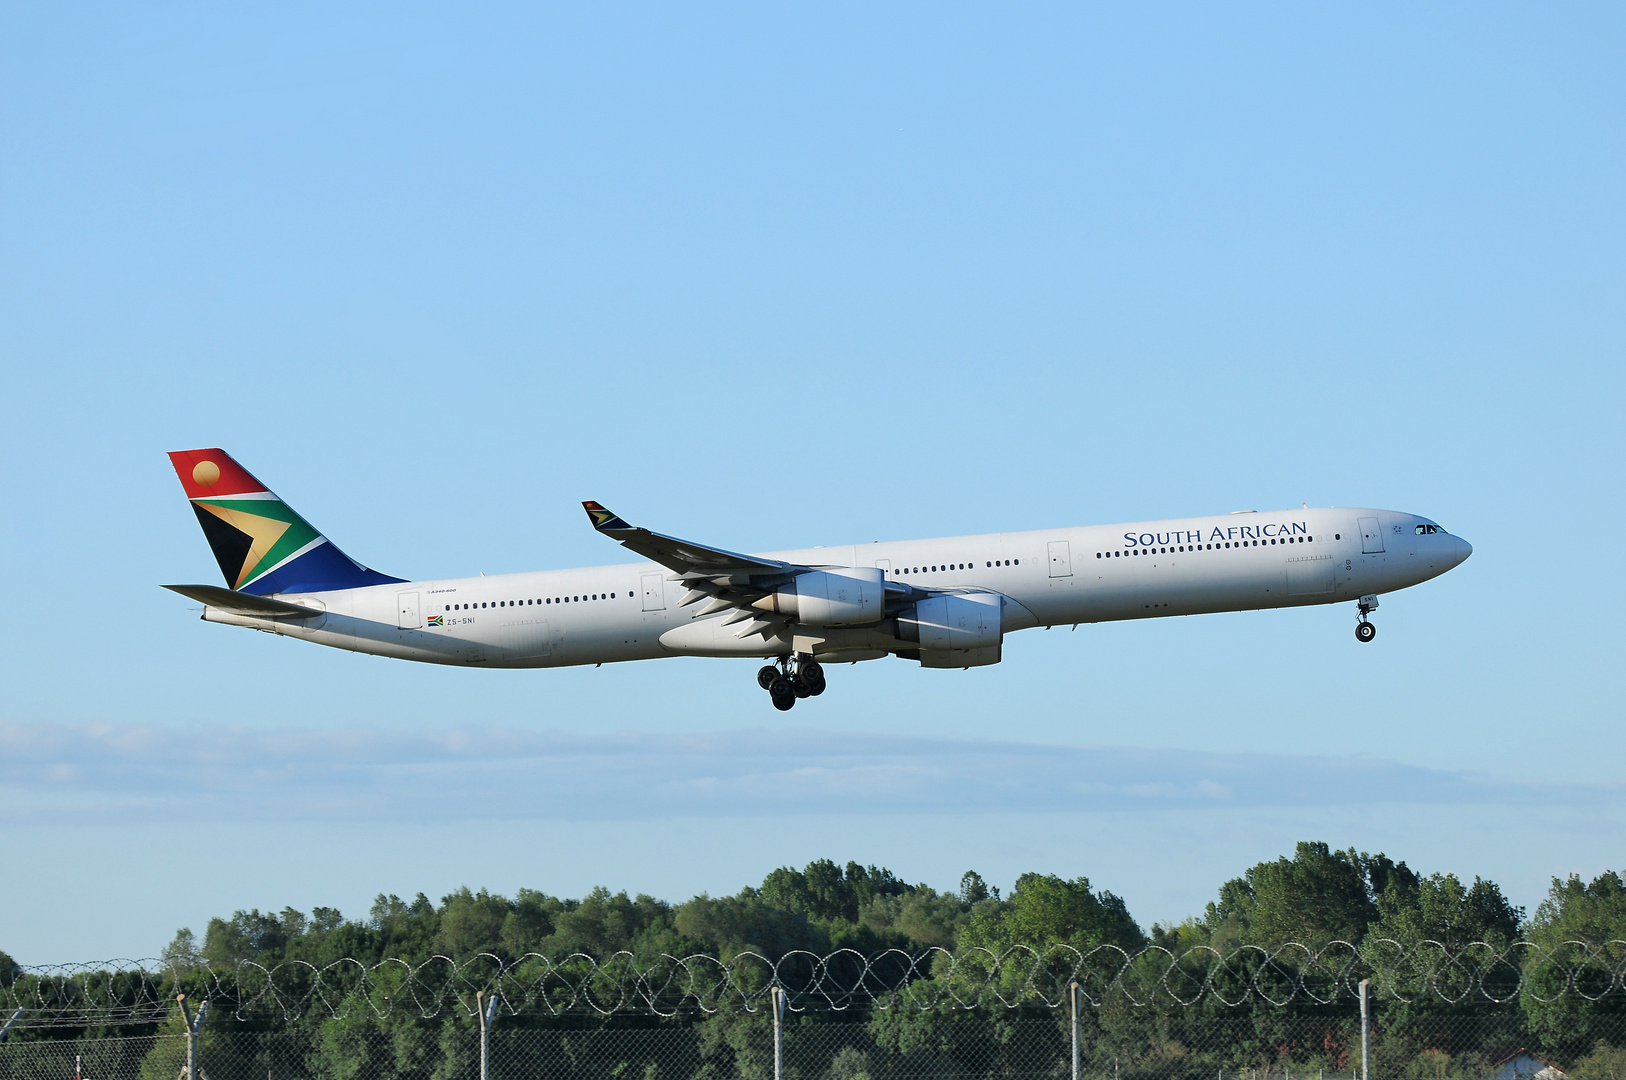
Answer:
201, 507, 1469, 668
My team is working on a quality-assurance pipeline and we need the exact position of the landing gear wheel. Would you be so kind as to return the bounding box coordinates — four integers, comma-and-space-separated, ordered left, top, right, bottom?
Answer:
768, 674, 795, 710
771, 692, 796, 711
799, 659, 825, 695
790, 674, 812, 699
1356, 621, 1376, 643
757, 665, 780, 690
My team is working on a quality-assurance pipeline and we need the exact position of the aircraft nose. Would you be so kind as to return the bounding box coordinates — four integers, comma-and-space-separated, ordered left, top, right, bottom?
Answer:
1454, 535, 1473, 566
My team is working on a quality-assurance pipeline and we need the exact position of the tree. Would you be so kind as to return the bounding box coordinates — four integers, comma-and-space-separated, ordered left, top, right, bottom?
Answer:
960, 873, 1142, 953
674, 892, 826, 958
1203, 842, 1407, 947
759, 860, 912, 925
858, 886, 974, 949
160, 928, 201, 967
201, 906, 309, 965
369, 893, 441, 960
1527, 870, 1626, 946
433, 887, 511, 958
1521, 869, 1626, 1057
1368, 872, 1522, 947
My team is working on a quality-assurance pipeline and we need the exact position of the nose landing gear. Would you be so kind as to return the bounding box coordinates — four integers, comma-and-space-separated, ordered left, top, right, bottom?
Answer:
1355, 594, 1379, 643
758, 655, 826, 710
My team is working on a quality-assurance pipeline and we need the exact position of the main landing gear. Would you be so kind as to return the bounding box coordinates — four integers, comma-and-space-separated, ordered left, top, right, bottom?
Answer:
1355, 594, 1379, 643
757, 654, 826, 711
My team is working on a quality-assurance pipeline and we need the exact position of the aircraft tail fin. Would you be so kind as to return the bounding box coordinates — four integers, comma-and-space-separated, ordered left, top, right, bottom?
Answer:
166, 448, 405, 595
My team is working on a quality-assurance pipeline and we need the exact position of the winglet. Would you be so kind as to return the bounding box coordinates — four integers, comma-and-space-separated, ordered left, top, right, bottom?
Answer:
582, 500, 633, 532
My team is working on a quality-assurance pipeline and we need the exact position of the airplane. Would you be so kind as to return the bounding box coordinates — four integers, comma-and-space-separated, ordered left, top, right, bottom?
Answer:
163, 448, 1472, 710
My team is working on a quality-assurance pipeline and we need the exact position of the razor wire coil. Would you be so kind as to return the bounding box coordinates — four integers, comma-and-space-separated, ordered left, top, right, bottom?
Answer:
5, 940, 1623, 1029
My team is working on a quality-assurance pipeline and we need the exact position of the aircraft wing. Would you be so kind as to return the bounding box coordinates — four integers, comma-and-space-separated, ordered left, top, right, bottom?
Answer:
582, 501, 820, 638
582, 501, 923, 640
582, 501, 799, 577
163, 583, 325, 618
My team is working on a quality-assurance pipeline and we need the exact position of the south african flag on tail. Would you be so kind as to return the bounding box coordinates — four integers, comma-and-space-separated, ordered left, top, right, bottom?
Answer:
167, 448, 405, 596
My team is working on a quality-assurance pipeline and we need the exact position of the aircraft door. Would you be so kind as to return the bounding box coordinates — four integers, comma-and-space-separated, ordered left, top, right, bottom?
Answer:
641, 572, 666, 612
1358, 517, 1385, 554
396, 592, 421, 629
1047, 540, 1072, 577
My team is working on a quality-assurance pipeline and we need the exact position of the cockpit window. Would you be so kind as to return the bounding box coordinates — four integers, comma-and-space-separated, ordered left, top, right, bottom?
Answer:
1417, 523, 1444, 535
1416, 524, 1426, 534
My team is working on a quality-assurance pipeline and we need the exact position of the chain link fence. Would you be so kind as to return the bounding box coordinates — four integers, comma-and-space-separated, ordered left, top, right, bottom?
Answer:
4, 1014, 1625, 1080
3, 943, 1623, 1080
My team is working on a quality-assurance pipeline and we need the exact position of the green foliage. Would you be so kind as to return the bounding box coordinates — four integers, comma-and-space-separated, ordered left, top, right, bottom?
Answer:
760, 860, 912, 925
675, 892, 825, 958
201, 906, 309, 965
1370, 872, 1523, 947
961, 873, 1143, 953
1202, 842, 1405, 948
692, 1010, 775, 1079
1521, 870, 1626, 1057
823, 1044, 876, 1080
18, 842, 1626, 1080
1528, 870, 1626, 947
160, 928, 201, 967
1572, 1041, 1626, 1080
858, 887, 974, 949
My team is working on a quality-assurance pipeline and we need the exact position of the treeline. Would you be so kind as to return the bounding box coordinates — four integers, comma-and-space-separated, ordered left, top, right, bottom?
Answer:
2, 843, 1624, 1080
137, 841, 1619, 971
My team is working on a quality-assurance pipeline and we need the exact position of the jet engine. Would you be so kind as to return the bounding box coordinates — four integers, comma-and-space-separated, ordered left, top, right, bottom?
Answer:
752, 566, 885, 626
895, 591, 1004, 666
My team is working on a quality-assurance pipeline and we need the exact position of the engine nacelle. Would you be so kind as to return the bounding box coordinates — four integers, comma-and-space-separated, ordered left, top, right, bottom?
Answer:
896, 592, 1003, 652
754, 566, 885, 627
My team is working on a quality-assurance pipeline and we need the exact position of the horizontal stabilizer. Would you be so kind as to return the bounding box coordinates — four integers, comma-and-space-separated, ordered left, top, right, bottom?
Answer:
163, 584, 324, 618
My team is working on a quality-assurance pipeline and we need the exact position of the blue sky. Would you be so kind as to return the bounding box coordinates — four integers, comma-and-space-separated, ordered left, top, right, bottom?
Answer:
1, 4, 1622, 963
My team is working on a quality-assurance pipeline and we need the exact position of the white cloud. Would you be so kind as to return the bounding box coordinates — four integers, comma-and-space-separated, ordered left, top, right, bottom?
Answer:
1, 722, 1616, 826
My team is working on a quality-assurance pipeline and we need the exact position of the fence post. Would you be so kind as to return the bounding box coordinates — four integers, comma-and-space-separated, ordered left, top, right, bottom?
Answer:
476, 991, 499, 1080
0, 1007, 22, 1043
1358, 978, 1370, 1080
176, 994, 208, 1080
771, 985, 787, 1080
1070, 980, 1081, 1080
